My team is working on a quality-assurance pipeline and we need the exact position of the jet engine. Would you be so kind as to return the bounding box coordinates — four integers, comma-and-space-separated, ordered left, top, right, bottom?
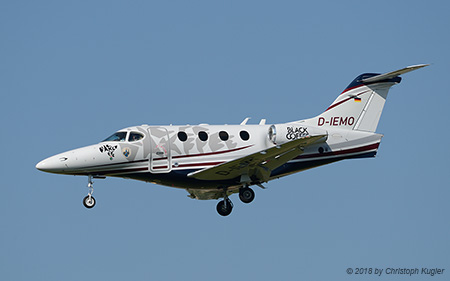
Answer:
268, 124, 327, 145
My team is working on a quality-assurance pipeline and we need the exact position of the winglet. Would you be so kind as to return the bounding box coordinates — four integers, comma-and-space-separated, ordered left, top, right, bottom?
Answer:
360, 64, 429, 84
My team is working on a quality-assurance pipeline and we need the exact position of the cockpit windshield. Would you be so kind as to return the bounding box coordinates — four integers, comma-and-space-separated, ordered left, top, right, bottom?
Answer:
102, 132, 127, 142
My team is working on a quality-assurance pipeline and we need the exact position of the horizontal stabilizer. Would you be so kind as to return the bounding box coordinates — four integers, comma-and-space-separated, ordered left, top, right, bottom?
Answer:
360, 64, 429, 84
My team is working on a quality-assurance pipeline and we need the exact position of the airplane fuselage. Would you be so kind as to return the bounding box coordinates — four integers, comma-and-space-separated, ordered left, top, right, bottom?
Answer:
36, 122, 381, 197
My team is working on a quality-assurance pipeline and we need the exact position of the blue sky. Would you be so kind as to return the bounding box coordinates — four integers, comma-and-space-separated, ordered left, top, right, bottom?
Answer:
1, 1, 449, 280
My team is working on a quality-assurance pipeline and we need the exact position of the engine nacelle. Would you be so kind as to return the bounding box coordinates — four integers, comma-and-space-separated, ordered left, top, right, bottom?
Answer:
268, 124, 327, 145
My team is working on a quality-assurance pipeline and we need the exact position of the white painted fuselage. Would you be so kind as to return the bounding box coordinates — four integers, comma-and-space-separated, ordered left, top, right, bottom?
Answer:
36, 64, 427, 215
36, 122, 380, 197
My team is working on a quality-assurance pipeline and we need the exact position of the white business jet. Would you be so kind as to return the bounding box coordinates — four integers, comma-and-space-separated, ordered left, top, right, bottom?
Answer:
36, 64, 428, 216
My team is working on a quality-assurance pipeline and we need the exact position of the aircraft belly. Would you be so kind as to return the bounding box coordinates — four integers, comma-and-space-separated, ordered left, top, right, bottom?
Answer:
270, 147, 378, 179
122, 169, 239, 190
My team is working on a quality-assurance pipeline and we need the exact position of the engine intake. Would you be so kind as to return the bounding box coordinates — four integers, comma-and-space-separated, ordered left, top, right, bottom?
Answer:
268, 124, 327, 145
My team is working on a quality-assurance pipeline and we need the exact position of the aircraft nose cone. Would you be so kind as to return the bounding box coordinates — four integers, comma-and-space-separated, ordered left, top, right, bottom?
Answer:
36, 155, 68, 173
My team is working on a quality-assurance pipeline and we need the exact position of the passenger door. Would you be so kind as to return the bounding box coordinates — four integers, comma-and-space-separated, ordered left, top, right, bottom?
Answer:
148, 127, 172, 173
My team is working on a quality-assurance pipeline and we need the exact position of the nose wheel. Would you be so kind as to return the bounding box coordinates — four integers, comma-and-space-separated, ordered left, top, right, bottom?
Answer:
83, 175, 96, 209
83, 195, 96, 208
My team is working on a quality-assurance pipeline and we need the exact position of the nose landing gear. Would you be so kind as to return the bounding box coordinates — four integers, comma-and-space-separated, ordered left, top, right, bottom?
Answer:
83, 175, 96, 209
83, 194, 96, 208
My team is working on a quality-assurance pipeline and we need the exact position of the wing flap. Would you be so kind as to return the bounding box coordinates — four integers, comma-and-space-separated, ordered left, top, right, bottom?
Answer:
187, 134, 327, 182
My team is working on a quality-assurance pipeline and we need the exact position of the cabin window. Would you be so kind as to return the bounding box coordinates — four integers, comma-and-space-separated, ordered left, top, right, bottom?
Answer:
240, 130, 250, 141
198, 131, 208, 141
219, 131, 229, 141
102, 132, 127, 142
128, 132, 144, 142
178, 131, 188, 142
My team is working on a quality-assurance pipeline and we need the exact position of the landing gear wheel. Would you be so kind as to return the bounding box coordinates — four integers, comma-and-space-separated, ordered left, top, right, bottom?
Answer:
216, 198, 233, 216
239, 187, 255, 204
83, 175, 96, 209
83, 195, 96, 209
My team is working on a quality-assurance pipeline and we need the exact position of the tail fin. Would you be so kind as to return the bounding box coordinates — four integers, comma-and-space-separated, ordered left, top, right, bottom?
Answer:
303, 64, 428, 132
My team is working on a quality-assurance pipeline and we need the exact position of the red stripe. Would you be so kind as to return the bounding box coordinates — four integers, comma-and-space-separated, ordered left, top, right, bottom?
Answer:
74, 143, 380, 176
153, 145, 253, 161
151, 166, 167, 170
340, 84, 364, 95
176, 161, 224, 168
96, 167, 149, 176
296, 143, 380, 160
325, 90, 369, 112
82, 159, 148, 169
71, 146, 253, 174
153, 161, 225, 170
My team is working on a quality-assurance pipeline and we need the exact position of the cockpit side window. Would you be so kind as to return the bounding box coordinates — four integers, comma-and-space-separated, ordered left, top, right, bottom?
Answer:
128, 132, 144, 142
102, 132, 127, 142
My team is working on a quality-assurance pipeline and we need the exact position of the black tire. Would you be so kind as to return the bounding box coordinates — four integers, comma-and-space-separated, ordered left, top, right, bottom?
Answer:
83, 195, 96, 209
239, 187, 255, 204
216, 199, 233, 216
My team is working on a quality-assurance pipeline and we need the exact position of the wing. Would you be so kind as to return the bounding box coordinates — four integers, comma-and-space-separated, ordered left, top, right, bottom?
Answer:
187, 134, 327, 183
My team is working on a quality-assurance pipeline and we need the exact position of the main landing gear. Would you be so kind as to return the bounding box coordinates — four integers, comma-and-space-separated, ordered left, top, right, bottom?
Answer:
83, 175, 96, 209
216, 186, 256, 216
216, 198, 233, 216
239, 186, 255, 204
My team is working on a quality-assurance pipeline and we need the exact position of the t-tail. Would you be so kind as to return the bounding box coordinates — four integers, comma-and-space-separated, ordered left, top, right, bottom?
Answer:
303, 64, 428, 132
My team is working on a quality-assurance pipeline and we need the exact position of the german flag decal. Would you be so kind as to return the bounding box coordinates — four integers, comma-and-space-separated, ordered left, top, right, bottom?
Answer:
354, 97, 362, 102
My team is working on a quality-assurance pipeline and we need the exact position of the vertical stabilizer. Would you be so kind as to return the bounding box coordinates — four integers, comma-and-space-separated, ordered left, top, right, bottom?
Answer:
302, 64, 428, 132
